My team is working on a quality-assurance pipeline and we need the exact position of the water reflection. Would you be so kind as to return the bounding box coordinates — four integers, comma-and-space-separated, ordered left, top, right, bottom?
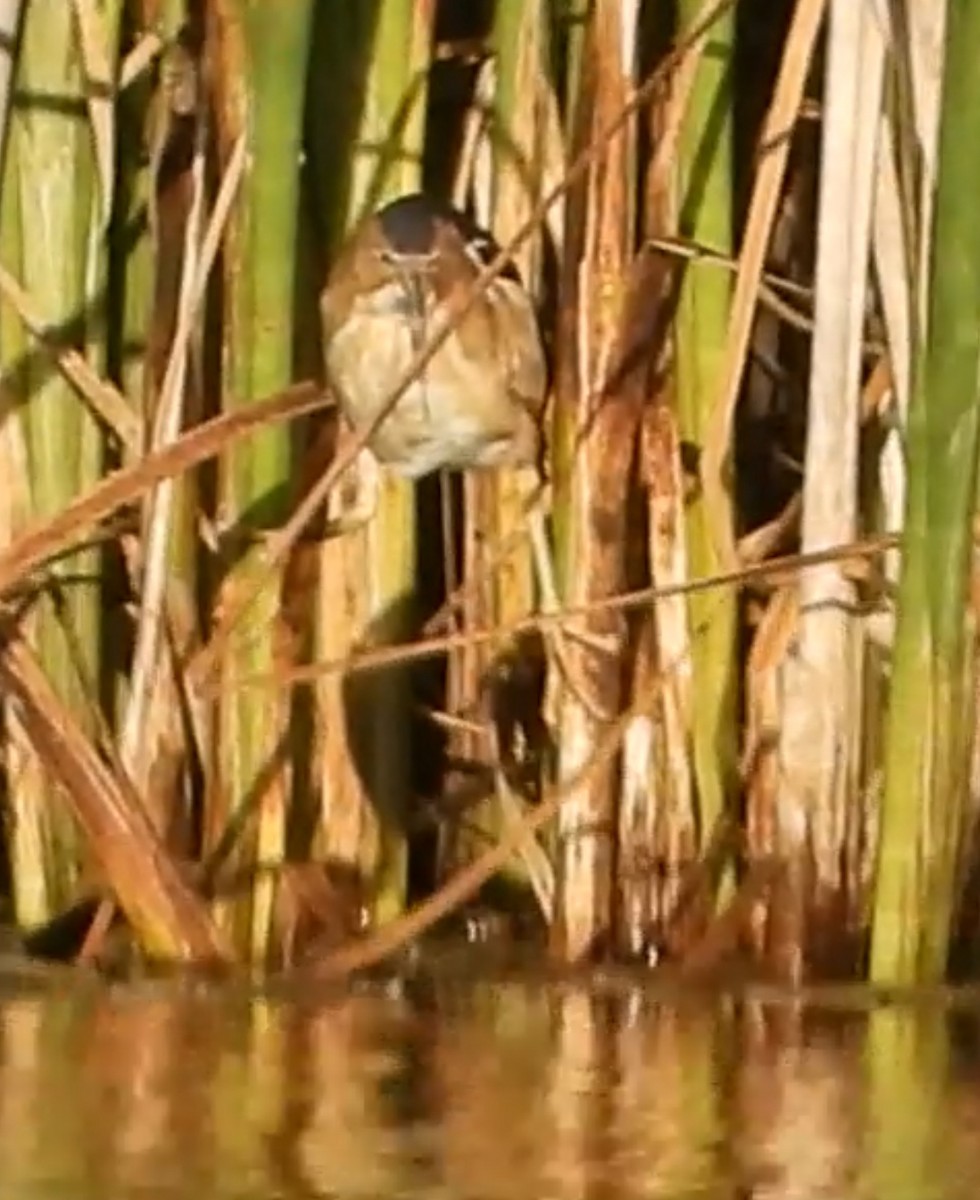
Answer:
0, 967, 977, 1199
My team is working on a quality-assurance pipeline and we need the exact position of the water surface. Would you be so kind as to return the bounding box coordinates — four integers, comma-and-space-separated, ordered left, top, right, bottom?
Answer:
0, 960, 977, 1199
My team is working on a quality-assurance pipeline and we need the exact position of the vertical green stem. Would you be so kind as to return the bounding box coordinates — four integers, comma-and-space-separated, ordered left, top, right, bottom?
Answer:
675, 0, 737, 848
216, 0, 314, 961
8, 0, 105, 923
872, 0, 980, 984
308, 0, 430, 925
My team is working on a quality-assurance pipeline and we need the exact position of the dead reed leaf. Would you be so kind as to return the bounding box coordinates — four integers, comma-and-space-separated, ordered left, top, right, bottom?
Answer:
256, 531, 897, 695
737, 491, 803, 566
0, 634, 230, 961
122, 133, 245, 776
0, 382, 327, 599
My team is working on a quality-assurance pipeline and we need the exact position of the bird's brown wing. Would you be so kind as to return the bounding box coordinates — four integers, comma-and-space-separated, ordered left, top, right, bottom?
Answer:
491, 276, 547, 420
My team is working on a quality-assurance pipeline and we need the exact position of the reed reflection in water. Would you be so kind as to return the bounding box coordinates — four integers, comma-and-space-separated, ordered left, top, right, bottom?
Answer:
0, 971, 977, 1199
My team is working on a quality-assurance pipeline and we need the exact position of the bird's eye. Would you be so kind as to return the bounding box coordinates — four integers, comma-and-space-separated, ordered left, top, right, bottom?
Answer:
465, 235, 494, 265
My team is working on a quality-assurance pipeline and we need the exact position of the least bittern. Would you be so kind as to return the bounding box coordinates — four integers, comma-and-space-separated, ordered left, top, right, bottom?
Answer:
320, 192, 559, 614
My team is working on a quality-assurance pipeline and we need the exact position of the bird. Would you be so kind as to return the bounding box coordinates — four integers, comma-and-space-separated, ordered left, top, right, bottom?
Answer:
320, 191, 547, 480
320, 193, 562, 920
319, 192, 559, 613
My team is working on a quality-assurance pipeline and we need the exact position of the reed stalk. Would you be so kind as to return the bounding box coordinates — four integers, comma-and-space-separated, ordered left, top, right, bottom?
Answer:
110, 2, 155, 425
551, 0, 640, 960
871, 1, 947, 547
5, 0, 112, 924
866, 2, 947, 975
554, 0, 592, 137
444, 0, 555, 900
209, 0, 314, 961
308, 0, 433, 926
871, 0, 980, 985
776, 0, 884, 970
0, 2, 22, 181
623, 18, 706, 957
673, 0, 736, 874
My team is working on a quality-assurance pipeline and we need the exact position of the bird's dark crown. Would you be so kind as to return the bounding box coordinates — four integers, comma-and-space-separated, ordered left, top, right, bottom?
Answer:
377, 193, 445, 255
375, 193, 520, 282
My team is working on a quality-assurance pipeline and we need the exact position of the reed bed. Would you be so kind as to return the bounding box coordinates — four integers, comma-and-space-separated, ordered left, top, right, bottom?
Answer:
0, 0, 976, 986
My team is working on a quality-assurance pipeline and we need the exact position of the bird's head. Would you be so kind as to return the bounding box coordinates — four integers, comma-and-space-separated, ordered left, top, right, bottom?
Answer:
321, 193, 522, 336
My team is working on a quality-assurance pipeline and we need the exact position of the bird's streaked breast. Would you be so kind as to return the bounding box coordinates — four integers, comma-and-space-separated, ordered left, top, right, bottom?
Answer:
325, 302, 540, 477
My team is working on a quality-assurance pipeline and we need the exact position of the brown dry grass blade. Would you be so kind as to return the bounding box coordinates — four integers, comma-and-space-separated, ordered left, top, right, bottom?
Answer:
252, 531, 897, 695
0, 635, 230, 961
0, 381, 327, 599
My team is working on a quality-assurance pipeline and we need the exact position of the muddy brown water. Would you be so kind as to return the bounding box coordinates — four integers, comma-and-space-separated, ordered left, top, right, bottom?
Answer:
0, 953, 978, 1199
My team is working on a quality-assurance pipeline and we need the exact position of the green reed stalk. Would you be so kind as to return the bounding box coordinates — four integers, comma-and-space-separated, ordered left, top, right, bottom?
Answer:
5, 1, 113, 924
674, 0, 737, 853
214, 1, 314, 961
871, 0, 980, 985
555, 0, 592, 136
0, 39, 31, 914
307, 0, 431, 925
442, 0, 553, 898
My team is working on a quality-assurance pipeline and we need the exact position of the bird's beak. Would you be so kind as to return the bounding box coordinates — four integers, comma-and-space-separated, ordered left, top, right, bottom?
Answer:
386, 252, 436, 351
399, 268, 428, 324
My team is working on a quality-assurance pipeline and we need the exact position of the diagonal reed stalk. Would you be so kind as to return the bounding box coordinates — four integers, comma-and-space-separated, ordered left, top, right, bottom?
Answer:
0, 633, 228, 960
